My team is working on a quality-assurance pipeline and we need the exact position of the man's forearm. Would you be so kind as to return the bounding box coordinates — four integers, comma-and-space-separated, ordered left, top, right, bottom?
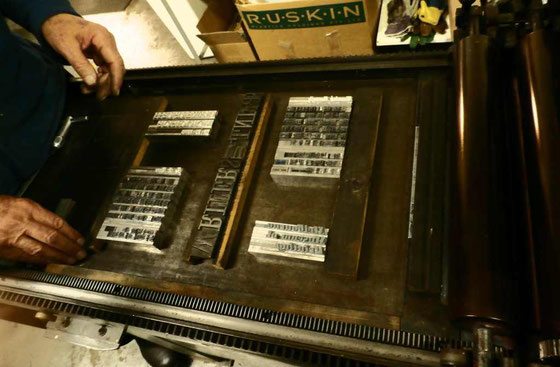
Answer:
0, 0, 78, 39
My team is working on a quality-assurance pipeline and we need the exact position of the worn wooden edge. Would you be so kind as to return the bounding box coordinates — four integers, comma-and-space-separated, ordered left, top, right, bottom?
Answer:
214, 95, 273, 270
44, 264, 400, 330
132, 139, 150, 167
407, 74, 447, 294
325, 93, 384, 280
407, 77, 432, 292
131, 97, 167, 167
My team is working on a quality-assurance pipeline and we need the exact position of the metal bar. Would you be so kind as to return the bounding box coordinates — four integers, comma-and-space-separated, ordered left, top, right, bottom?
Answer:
0, 277, 440, 366
408, 125, 420, 240
123, 52, 450, 81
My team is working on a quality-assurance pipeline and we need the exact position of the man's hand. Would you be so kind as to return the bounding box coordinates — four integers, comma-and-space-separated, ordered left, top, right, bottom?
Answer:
0, 196, 86, 265
41, 14, 125, 101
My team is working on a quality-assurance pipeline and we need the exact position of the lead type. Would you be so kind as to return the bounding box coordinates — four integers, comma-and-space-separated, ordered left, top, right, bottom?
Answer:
188, 94, 265, 263
271, 96, 352, 183
153, 110, 218, 120
97, 166, 189, 249
149, 111, 219, 139
249, 220, 329, 262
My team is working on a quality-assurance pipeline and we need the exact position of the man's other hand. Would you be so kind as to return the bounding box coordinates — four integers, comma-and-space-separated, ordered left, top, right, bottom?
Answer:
41, 14, 125, 101
0, 196, 86, 265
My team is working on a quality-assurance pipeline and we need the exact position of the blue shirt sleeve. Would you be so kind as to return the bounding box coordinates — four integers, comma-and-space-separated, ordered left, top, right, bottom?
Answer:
0, 2, 76, 195
0, 0, 79, 41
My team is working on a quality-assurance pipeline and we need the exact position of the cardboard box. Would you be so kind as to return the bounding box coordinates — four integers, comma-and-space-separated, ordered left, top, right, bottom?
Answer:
197, 2, 258, 63
236, 0, 380, 61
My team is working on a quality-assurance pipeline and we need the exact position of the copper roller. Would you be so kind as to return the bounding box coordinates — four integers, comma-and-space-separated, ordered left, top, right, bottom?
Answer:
448, 5, 519, 365
517, 22, 560, 361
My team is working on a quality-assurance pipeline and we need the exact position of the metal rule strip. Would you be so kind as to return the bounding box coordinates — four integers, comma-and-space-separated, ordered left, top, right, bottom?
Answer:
0, 289, 374, 366
0, 269, 450, 352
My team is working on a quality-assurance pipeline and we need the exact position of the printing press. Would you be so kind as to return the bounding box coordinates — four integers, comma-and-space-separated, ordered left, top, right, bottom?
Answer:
0, 0, 559, 365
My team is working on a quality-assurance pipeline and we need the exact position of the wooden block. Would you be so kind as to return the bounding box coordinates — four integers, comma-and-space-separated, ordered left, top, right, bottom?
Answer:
131, 97, 167, 167
132, 138, 150, 167
324, 92, 383, 280
407, 74, 447, 293
215, 95, 273, 269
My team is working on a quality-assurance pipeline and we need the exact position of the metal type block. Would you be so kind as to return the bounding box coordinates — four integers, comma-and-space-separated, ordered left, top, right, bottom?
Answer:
210, 178, 238, 193
128, 166, 183, 177
251, 229, 328, 245
153, 119, 215, 129
119, 182, 176, 193
100, 218, 162, 231
97, 223, 158, 245
284, 118, 349, 127
219, 158, 244, 170
145, 129, 212, 137
97, 166, 189, 249
205, 191, 232, 215
115, 190, 173, 200
107, 208, 165, 218
124, 175, 179, 185
277, 139, 347, 147
287, 96, 353, 109
153, 110, 218, 120
189, 227, 221, 262
187, 94, 265, 263
148, 113, 218, 140
105, 212, 163, 223
108, 204, 167, 215
112, 196, 170, 207
271, 166, 341, 176
235, 113, 258, 122
189, 167, 240, 259
254, 221, 329, 235
248, 243, 325, 261
224, 141, 249, 160
249, 220, 329, 262
273, 158, 343, 168
277, 151, 344, 160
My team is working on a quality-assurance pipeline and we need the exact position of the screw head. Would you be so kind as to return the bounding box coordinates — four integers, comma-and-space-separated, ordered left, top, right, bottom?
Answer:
98, 325, 108, 336
61, 317, 71, 328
